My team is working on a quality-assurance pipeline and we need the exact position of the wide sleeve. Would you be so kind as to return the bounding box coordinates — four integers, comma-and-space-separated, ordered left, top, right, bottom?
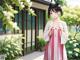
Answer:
43, 21, 50, 42
61, 22, 68, 44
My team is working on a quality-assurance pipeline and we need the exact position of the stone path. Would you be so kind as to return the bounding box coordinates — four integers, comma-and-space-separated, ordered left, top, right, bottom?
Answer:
18, 51, 44, 60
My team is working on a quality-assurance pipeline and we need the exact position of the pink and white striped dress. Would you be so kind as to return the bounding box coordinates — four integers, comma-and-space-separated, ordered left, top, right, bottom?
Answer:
44, 20, 68, 60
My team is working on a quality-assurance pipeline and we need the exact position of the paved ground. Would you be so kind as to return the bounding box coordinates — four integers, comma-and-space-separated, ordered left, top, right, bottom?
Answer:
18, 51, 44, 60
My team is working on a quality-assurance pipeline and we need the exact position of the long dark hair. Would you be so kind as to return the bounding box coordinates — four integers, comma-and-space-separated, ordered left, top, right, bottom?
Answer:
48, 3, 63, 18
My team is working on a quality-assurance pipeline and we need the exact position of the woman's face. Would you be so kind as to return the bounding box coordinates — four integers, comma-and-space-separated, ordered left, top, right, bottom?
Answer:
50, 9, 59, 19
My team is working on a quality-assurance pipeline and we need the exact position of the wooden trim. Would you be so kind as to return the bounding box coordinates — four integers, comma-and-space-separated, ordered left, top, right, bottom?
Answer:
17, 7, 19, 33
22, 10, 25, 55
32, 7, 45, 12
17, 7, 19, 27
43, 10, 46, 31
13, 6, 16, 34
26, 11, 28, 53
31, 15, 33, 50
32, 0, 51, 5
32, 1, 49, 11
35, 9, 38, 50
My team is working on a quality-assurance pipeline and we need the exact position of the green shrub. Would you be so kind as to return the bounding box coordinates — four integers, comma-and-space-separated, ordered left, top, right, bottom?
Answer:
0, 34, 23, 60
37, 37, 46, 51
66, 32, 80, 59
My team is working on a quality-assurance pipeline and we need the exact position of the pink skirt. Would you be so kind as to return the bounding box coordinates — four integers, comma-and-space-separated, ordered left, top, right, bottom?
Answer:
44, 29, 67, 60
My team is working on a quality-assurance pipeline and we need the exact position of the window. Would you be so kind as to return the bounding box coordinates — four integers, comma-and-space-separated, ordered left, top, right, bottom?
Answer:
38, 10, 44, 37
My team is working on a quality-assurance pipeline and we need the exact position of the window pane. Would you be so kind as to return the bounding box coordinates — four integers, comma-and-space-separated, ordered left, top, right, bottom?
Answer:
38, 10, 44, 37
32, 16, 35, 42
18, 10, 22, 33
27, 14, 31, 47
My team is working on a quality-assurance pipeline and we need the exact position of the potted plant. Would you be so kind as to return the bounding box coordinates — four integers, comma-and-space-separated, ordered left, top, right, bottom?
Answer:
37, 36, 46, 51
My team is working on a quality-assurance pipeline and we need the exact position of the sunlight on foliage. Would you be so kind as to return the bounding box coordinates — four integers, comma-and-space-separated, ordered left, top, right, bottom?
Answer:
61, 6, 80, 26
0, 0, 35, 30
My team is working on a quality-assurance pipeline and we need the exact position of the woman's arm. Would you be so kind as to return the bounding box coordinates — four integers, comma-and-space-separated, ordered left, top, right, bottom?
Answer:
61, 22, 68, 44
44, 21, 51, 42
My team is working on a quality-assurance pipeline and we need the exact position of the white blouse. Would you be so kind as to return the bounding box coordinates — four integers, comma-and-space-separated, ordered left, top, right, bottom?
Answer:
44, 20, 68, 44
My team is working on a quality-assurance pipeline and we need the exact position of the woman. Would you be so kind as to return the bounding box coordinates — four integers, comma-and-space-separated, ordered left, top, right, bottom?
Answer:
44, 3, 68, 60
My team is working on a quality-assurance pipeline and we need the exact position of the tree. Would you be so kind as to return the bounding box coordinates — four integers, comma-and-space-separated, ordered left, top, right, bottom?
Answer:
61, 6, 80, 37
61, 6, 80, 26
0, 0, 35, 30
54, 0, 66, 5
61, 6, 80, 59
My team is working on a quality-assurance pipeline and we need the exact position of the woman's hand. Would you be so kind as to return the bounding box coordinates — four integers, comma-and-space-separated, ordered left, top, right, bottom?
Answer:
48, 27, 54, 36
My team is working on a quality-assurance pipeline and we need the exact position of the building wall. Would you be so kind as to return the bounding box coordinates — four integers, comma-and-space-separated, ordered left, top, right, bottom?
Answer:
32, 1, 49, 11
